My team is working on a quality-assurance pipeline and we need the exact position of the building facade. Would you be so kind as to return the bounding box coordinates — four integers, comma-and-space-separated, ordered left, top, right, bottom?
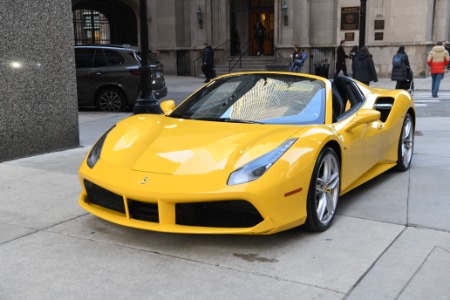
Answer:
71, 0, 450, 78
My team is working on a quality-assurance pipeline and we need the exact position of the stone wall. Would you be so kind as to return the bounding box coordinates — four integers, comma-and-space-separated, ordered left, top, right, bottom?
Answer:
0, 0, 79, 162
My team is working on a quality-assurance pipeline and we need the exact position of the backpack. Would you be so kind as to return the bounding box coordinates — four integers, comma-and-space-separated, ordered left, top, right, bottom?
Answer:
392, 54, 404, 68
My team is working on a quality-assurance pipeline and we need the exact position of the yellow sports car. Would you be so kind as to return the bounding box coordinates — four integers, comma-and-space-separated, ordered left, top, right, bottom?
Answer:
78, 72, 415, 234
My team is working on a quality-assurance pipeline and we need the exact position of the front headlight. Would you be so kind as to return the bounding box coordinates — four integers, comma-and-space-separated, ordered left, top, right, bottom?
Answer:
86, 126, 115, 169
227, 138, 298, 185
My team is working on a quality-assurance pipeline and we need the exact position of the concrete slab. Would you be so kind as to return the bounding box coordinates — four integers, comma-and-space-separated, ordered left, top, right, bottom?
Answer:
49, 214, 403, 295
338, 171, 409, 225
0, 223, 36, 244
0, 163, 85, 229
346, 227, 450, 300
0, 231, 343, 300
398, 246, 450, 300
408, 157, 450, 231
3, 146, 88, 175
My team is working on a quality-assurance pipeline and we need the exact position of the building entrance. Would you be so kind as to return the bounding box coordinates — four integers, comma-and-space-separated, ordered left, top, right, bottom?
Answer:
248, 0, 275, 55
230, 0, 274, 57
249, 5, 274, 56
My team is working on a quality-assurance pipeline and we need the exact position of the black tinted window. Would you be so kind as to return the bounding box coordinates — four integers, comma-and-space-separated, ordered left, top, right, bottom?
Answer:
75, 48, 95, 68
93, 50, 107, 67
105, 50, 124, 65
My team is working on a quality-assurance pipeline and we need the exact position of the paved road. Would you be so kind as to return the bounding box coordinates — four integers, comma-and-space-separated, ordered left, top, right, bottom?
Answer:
1, 75, 449, 300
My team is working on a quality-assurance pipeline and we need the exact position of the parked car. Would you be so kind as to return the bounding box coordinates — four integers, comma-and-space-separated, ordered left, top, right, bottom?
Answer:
78, 72, 415, 234
74, 45, 167, 112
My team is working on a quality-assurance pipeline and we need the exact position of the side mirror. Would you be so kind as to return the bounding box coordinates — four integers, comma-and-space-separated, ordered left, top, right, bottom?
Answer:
345, 109, 381, 132
160, 100, 176, 115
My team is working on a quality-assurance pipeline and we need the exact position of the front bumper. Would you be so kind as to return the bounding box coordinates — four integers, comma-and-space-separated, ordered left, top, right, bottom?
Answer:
78, 160, 310, 235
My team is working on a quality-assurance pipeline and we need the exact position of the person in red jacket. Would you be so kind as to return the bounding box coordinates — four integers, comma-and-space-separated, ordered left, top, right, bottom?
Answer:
427, 41, 449, 97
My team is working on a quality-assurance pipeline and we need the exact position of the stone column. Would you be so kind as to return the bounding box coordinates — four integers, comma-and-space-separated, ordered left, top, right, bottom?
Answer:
0, 0, 79, 162
292, 0, 311, 47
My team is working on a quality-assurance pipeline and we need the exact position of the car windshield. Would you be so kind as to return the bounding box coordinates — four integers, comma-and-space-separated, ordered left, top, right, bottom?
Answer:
170, 74, 326, 125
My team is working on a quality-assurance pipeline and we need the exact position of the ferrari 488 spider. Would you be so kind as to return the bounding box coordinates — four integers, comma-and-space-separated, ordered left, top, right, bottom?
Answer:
78, 72, 415, 234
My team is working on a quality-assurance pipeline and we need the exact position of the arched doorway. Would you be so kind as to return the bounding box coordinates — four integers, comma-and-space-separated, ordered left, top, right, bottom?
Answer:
72, 0, 138, 46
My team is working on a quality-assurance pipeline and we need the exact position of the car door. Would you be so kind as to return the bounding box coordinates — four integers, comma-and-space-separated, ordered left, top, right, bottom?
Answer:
75, 48, 97, 105
332, 80, 385, 190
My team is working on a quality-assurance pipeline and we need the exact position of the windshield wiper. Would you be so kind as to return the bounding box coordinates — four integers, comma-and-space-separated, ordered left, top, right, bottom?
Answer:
224, 118, 262, 124
194, 117, 262, 124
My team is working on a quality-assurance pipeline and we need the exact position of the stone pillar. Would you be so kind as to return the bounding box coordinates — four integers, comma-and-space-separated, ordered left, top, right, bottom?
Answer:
0, 0, 79, 162
292, 0, 311, 47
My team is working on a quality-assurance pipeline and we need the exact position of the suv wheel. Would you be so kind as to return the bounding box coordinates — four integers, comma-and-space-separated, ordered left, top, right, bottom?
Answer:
96, 87, 127, 112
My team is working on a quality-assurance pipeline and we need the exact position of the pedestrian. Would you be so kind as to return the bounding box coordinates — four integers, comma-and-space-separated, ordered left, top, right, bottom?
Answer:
299, 49, 308, 72
254, 21, 266, 56
427, 41, 449, 97
334, 40, 349, 77
349, 46, 358, 60
201, 43, 216, 83
391, 46, 412, 90
352, 46, 378, 86
289, 45, 302, 72
349, 46, 358, 78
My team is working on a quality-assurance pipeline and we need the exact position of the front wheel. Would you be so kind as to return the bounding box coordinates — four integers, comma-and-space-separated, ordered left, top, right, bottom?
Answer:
95, 87, 127, 112
304, 147, 340, 232
395, 113, 414, 171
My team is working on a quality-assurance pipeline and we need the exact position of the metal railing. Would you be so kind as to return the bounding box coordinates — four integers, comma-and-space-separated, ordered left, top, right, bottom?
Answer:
228, 40, 251, 73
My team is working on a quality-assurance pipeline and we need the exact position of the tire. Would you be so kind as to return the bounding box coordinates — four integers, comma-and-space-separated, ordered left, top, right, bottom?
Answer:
304, 147, 340, 232
395, 113, 414, 171
95, 87, 127, 112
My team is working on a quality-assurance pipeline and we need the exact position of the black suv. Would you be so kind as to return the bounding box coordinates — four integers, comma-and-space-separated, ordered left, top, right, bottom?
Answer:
74, 45, 167, 112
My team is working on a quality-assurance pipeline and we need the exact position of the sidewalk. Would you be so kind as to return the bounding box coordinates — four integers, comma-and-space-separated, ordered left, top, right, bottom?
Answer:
0, 73, 449, 299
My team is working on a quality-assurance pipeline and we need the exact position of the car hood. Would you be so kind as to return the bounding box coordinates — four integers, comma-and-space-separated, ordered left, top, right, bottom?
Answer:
100, 114, 305, 175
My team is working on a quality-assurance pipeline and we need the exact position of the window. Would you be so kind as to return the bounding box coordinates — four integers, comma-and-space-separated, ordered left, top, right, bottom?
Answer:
104, 50, 124, 65
73, 9, 110, 45
75, 48, 95, 68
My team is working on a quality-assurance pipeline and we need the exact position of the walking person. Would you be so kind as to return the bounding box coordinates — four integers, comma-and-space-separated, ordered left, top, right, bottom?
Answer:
254, 21, 266, 56
391, 46, 412, 90
427, 41, 449, 97
334, 40, 349, 77
201, 43, 215, 83
352, 46, 378, 86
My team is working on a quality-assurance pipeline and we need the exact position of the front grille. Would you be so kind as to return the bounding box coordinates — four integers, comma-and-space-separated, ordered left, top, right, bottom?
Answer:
128, 200, 159, 222
83, 180, 264, 229
176, 200, 263, 228
84, 180, 125, 214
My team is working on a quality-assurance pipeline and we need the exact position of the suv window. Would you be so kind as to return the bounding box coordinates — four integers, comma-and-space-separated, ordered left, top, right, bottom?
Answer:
93, 50, 107, 67
75, 48, 95, 68
104, 50, 124, 65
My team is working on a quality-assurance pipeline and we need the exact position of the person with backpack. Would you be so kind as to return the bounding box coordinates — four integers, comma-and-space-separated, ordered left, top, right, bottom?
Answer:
427, 41, 449, 97
391, 46, 412, 90
254, 21, 266, 56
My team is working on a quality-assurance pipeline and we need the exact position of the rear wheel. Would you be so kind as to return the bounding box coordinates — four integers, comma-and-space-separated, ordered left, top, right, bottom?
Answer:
395, 113, 414, 171
304, 147, 340, 232
96, 87, 127, 112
